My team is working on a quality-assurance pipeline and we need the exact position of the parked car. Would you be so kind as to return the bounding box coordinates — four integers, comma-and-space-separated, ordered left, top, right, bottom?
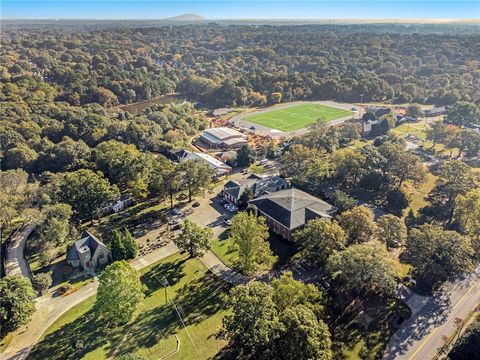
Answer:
170, 223, 182, 231
223, 219, 232, 226
172, 208, 181, 215
168, 219, 180, 226
55, 284, 71, 296
364, 203, 377, 211
319, 276, 331, 290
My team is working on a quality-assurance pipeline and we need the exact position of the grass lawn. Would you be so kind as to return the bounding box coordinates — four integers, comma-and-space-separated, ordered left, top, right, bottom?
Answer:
29, 253, 231, 360
210, 233, 298, 273
0, 333, 14, 353
390, 122, 428, 139
403, 173, 438, 215
211, 237, 239, 268
244, 103, 353, 131
389, 122, 463, 157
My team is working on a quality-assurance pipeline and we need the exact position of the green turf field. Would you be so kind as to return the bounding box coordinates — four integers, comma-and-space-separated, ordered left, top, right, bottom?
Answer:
244, 103, 354, 131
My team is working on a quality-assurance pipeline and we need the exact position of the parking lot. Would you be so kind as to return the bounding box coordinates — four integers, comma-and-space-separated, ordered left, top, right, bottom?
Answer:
165, 170, 252, 237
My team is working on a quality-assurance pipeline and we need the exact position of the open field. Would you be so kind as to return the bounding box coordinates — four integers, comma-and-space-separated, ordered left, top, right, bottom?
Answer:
244, 103, 354, 131
29, 253, 230, 360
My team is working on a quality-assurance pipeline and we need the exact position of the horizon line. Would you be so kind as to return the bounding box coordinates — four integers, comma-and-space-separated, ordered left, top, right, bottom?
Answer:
2, 17, 479, 21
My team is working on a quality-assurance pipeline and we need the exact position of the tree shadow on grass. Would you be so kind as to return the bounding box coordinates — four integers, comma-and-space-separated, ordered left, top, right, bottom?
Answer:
110, 303, 180, 356
108, 270, 232, 357
141, 257, 187, 296
174, 271, 232, 325
29, 309, 109, 360
210, 346, 237, 360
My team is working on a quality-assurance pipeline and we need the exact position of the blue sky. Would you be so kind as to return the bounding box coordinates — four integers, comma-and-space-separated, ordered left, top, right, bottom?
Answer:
2, 1, 479, 19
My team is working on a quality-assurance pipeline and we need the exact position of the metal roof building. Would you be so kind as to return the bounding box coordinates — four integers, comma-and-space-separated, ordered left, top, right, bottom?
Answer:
179, 151, 232, 177
199, 127, 248, 149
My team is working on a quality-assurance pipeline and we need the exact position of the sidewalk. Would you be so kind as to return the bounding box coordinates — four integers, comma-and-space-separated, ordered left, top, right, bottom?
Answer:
200, 250, 248, 285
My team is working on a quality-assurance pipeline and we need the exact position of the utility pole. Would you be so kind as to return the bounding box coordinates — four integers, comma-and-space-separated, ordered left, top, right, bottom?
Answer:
163, 277, 168, 303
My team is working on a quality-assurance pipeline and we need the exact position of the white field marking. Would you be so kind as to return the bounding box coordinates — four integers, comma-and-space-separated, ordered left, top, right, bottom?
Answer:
172, 300, 199, 353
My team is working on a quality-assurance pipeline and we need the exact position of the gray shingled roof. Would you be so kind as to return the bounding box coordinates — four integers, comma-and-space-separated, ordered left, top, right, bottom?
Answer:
66, 231, 108, 261
224, 175, 288, 202
249, 188, 335, 230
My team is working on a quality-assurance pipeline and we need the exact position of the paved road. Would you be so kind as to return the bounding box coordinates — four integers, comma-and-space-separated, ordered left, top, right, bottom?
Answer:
4, 224, 35, 278
1, 241, 179, 360
383, 266, 480, 360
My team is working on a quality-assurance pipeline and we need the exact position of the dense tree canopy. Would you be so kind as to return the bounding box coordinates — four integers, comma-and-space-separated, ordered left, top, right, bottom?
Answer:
221, 273, 330, 359
0, 275, 36, 334
377, 214, 407, 249
445, 101, 480, 127
221, 281, 281, 356
178, 159, 214, 202
405, 224, 474, 288
295, 218, 347, 266
59, 169, 119, 219
327, 242, 399, 297
454, 189, 480, 248
338, 206, 377, 244
421, 160, 478, 224
2, 25, 479, 109
449, 316, 480, 360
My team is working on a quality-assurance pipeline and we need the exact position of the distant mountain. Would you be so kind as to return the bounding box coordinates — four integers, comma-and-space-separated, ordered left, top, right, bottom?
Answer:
164, 14, 205, 21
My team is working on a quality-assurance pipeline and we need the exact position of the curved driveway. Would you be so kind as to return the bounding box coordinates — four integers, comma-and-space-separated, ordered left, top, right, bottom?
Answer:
4, 225, 35, 278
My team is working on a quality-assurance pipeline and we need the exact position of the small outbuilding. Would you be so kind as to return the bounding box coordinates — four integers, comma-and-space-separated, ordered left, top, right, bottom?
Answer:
425, 106, 446, 117
210, 108, 233, 117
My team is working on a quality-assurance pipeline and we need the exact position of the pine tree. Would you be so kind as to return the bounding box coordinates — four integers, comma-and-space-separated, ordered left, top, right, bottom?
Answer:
111, 229, 127, 260
123, 228, 138, 259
